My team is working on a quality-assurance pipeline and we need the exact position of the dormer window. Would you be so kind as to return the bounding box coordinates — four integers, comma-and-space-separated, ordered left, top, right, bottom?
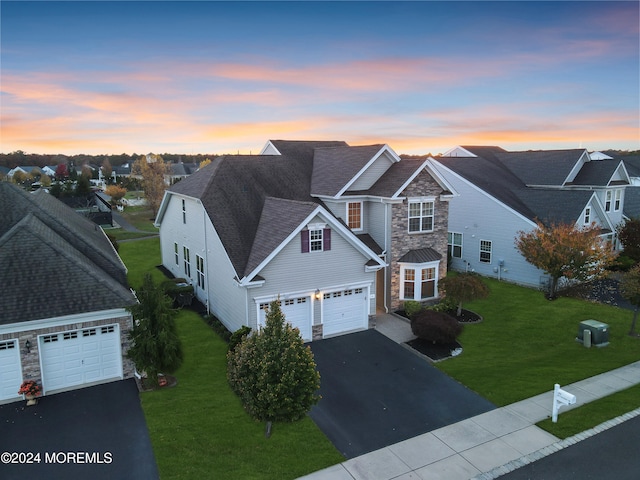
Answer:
347, 202, 362, 230
301, 223, 331, 253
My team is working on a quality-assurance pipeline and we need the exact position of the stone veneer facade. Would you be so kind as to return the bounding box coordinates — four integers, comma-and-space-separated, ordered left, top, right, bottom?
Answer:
1, 313, 135, 397
389, 170, 450, 312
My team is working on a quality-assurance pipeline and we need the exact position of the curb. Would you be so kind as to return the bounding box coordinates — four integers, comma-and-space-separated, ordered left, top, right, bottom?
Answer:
472, 407, 640, 479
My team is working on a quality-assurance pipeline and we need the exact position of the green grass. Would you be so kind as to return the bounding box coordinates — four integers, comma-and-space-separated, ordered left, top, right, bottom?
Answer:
436, 277, 640, 406
119, 205, 159, 232
118, 238, 343, 479
537, 384, 640, 439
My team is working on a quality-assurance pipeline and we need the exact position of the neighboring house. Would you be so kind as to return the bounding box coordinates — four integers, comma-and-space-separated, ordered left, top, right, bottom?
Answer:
430, 146, 629, 289
0, 166, 10, 180
167, 162, 199, 184
7, 166, 42, 178
620, 155, 640, 220
155, 140, 455, 341
0, 182, 136, 404
59, 190, 113, 226
41, 165, 58, 177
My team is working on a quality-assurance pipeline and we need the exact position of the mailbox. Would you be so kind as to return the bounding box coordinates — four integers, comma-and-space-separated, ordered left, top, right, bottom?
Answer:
552, 383, 577, 423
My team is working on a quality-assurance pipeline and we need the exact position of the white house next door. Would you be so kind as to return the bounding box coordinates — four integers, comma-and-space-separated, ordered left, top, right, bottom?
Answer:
39, 325, 123, 393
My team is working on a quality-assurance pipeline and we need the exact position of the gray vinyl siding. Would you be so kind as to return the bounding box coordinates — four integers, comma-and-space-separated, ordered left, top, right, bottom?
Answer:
159, 193, 246, 333
433, 163, 546, 288
349, 153, 394, 191
366, 201, 387, 250
322, 199, 346, 223
247, 215, 375, 328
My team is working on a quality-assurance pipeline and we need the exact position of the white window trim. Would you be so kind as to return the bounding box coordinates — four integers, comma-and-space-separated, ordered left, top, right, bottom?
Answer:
479, 239, 492, 264
196, 255, 205, 289
614, 189, 621, 212
605, 190, 612, 212
346, 201, 363, 231
408, 198, 435, 233
183, 246, 191, 278
448, 232, 463, 258
584, 206, 591, 225
399, 261, 440, 301
309, 228, 323, 252
182, 199, 186, 224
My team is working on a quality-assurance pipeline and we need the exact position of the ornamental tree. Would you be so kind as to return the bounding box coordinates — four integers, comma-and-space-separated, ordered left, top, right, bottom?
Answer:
105, 185, 127, 205
617, 218, 640, 263
515, 221, 616, 299
127, 273, 183, 386
132, 154, 169, 217
439, 273, 490, 316
619, 264, 640, 337
227, 300, 320, 437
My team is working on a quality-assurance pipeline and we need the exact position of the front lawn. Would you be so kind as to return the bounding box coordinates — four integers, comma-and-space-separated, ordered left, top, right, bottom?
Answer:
118, 239, 343, 479
436, 277, 640, 406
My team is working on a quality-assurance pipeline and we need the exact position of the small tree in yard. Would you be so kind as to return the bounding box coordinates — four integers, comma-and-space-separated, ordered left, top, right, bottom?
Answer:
411, 310, 463, 344
127, 273, 183, 386
105, 185, 127, 205
227, 300, 320, 437
439, 273, 489, 316
619, 264, 640, 337
515, 221, 616, 300
617, 218, 640, 263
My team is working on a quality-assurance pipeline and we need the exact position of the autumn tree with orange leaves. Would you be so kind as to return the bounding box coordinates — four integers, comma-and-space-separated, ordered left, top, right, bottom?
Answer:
515, 221, 616, 299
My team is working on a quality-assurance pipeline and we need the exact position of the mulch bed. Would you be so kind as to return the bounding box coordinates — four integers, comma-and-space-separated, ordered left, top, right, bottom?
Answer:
399, 308, 482, 361
135, 374, 178, 392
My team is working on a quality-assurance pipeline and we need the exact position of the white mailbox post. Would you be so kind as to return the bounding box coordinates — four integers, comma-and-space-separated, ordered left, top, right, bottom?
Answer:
552, 383, 576, 423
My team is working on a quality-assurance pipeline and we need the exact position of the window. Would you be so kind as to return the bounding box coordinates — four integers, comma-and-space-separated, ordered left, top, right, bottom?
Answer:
196, 255, 205, 289
401, 265, 438, 300
584, 207, 591, 224
347, 202, 362, 230
101, 325, 115, 334
183, 246, 191, 277
448, 232, 463, 258
605, 191, 612, 212
174, 242, 179, 265
182, 199, 186, 224
615, 190, 621, 211
408, 200, 434, 233
480, 240, 492, 263
310, 229, 323, 251
301, 226, 331, 252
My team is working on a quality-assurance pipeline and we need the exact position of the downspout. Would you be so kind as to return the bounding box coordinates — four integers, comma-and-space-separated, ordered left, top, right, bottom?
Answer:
202, 201, 210, 314
384, 200, 389, 313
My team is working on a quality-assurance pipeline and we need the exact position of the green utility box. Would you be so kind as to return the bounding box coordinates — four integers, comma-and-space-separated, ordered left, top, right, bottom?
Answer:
577, 319, 609, 347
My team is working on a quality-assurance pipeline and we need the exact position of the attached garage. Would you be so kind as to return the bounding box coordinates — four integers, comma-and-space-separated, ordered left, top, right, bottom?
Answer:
0, 339, 22, 402
322, 287, 368, 337
259, 297, 312, 342
39, 324, 123, 393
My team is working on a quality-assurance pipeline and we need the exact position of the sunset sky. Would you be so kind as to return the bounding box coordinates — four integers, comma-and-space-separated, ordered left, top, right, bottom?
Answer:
1, 1, 638, 156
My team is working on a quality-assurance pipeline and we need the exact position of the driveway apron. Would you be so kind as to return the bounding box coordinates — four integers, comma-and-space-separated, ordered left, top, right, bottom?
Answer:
0, 378, 158, 480
309, 329, 495, 458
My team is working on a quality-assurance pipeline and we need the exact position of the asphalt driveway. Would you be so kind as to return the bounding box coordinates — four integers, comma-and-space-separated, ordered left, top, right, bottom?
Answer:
309, 329, 496, 458
0, 379, 158, 480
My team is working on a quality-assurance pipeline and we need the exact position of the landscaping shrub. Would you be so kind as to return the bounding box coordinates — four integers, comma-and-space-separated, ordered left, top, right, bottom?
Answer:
403, 300, 423, 319
204, 314, 232, 342
228, 326, 252, 352
411, 309, 463, 344
608, 255, 636, 272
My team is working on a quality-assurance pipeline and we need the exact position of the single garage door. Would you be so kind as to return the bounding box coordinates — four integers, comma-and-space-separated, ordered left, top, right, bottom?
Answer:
0, 339, 22, 401
259, 297, 312, 341
39, 324, 123, 393
323, 287, 368, 337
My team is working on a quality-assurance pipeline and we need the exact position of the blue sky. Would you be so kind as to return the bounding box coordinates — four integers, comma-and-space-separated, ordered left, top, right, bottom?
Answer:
1, 1, 638, 155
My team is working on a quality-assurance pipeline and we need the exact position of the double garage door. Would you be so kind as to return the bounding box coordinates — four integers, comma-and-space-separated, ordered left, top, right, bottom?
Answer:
39, 324, 123, 393
258, 287, 368, 342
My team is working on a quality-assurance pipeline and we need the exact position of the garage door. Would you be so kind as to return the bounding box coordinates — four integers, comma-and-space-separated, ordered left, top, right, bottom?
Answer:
39, 325, 123, 393
0, 340, 22, 401
259, 297, 312, 342
323, 287, 368, 337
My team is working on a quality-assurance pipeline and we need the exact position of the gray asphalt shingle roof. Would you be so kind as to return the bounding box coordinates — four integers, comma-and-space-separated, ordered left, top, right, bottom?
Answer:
0, 183, 135, 325
310, 144, 385, 197
169, 141, 346, 278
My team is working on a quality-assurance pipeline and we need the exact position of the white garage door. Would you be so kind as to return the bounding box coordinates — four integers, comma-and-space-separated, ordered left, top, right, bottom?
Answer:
323, 287, 368, 337
39, 325, 123, 393
259, 297, 312, 342
0, 340, 22, 401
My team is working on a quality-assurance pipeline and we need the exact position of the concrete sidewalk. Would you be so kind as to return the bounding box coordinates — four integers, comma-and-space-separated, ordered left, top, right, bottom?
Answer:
299, 315, 640, 480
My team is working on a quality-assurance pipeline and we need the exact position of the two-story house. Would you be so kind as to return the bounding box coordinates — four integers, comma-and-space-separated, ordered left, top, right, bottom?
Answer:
430, 146, 629, 289
155, 140, 455, 341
